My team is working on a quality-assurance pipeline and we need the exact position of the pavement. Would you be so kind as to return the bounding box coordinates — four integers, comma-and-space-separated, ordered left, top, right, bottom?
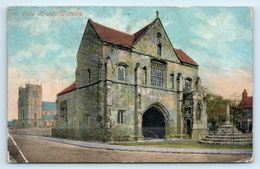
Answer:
7, 133, 28, 163
7, 152, 17, 163
10, 134, 252, 163
14, 134, 252, 155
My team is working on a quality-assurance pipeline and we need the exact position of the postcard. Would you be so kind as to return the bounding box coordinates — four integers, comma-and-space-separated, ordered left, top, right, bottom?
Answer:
7, 6, 253, 163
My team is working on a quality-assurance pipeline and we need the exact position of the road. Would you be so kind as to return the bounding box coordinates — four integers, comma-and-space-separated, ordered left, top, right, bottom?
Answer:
11, 135, 251, 163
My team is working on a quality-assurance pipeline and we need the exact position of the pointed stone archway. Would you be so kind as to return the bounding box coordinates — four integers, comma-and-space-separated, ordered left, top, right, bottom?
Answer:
141, 103, 170, 139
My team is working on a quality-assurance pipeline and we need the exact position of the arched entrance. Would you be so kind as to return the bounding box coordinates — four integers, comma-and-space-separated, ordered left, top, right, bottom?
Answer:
186, 119, 192, 136
142, 107, 165, 139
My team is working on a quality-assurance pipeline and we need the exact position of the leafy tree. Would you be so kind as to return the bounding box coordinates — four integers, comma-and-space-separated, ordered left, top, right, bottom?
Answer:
205, 92, 241, 130
229, 92, 241, 128
205, 93, 227, 129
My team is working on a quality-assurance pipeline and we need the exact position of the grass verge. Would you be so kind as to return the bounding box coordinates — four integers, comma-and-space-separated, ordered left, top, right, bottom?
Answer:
112, 141, 252, 149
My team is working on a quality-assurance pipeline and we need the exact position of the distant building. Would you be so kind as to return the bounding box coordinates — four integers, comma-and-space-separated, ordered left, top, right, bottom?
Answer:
8, 119, 17, 129
42, 102, 56, 128
17, 83, 56, 128
237, 89, 253, 133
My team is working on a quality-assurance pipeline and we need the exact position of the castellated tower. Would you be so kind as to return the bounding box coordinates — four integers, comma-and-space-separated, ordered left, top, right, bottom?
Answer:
18, 83, 42, 128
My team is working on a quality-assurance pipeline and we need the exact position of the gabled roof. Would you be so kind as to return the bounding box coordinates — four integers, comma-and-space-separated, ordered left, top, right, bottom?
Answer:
133, 19, 157, 44
89, 19, 157, 48
174, 49, 198, 66
89, 18, 198, 66
58, 18, 200, 96
89, 19, 135, 48
239, 96, 253, 109
57, 82, 76, 96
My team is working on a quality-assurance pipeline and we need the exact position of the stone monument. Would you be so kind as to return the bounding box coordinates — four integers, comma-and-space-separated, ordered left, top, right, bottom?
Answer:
199, 103, 252, 145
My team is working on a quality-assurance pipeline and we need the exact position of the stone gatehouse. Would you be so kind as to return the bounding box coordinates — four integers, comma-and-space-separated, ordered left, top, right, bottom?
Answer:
53, 14, 208, 142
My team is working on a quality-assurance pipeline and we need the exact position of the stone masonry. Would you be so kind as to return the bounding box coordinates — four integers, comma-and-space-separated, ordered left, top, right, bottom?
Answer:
17, 83, 56, 128
17, 83, 43, 128
199, 103, 252, 145
54, 13, 208, 142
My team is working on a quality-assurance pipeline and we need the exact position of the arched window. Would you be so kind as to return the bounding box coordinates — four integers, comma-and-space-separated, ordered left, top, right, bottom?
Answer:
118, 66, 126, 81
170, 73, 174, 89
196, 102, 202, 121
142, 66, 147, 85
117, 110, 125, 124
118, 62, 128, 81
185, 78, 192, 91
87, 69, 91, 83
157, 43, 162, 56
156, 32, 162, 56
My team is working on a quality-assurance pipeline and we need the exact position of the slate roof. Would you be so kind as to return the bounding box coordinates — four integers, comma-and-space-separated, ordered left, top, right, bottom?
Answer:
42, 101, 56, 111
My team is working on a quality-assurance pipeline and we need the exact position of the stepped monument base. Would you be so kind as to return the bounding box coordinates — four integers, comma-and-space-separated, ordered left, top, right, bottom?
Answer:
199, 103, 252, 145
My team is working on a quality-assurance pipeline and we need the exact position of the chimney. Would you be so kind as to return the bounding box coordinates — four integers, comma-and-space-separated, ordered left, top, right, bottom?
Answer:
242, 89, 247, 100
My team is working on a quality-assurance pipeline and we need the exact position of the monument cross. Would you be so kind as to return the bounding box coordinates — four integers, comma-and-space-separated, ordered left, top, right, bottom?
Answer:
225, 103, 230, 124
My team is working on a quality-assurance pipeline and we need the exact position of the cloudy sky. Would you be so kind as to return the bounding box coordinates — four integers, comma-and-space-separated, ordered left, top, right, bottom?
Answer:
8, 7, 253, 120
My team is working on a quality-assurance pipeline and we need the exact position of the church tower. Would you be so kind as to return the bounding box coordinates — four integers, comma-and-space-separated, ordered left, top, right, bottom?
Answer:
18, 83, 42, 128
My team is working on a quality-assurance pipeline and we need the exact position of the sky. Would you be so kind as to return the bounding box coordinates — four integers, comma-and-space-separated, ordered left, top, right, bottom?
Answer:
7, 7, 253, 120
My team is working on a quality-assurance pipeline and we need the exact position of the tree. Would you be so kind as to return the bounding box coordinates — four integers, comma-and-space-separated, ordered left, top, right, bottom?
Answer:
205, 92, 241, 130
229, 92, 241, 129
205, 93, 227, 129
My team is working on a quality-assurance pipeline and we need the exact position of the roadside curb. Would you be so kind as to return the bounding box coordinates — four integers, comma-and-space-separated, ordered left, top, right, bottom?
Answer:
8, 134, 29, 163
14, 135, 252, 155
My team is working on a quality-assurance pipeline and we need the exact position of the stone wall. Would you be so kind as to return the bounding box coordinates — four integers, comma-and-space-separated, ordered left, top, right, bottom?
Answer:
17, 84, 42, 128
11, 128, 52, 137
54, 18, 207, 142
55, 90, 76, 129
55, 21, 107, 141
133, 18, 179, 63
76, 22, 103, 88
101, 18, 199, 141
